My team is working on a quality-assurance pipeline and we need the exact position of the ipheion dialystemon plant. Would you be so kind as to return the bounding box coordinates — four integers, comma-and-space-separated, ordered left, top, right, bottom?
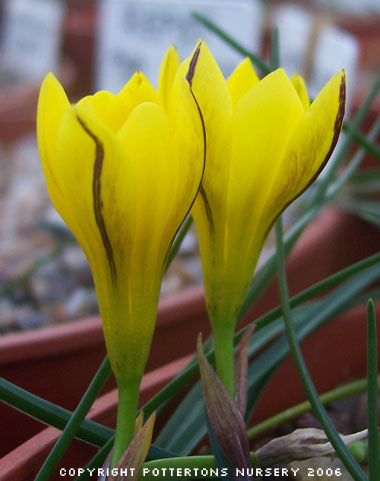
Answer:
37, 40, 346, 469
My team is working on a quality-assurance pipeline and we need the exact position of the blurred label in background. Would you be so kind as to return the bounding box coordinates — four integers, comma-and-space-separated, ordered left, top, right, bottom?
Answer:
96, 0, 263, 93
272, 5, 358, 110
0, 0, 65, 83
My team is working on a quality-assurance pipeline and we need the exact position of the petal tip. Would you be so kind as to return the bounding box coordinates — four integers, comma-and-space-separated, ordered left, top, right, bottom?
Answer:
186, 41, 203, 86
40, 72, 65, 96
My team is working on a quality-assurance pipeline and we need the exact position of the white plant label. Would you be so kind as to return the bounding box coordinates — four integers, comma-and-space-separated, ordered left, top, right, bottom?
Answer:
1, 0, 65, 82
96, 0, 263, 93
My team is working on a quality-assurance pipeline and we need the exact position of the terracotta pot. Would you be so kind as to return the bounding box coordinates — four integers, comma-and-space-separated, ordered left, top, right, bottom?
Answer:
0, 59, 76, 145
1, 301, 379, 481
0, 289, 208, 457
0, 356, 191, 481
1, 207, 379, 457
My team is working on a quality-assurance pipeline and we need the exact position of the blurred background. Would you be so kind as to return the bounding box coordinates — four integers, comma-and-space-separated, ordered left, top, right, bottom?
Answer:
0, 0, 378, 334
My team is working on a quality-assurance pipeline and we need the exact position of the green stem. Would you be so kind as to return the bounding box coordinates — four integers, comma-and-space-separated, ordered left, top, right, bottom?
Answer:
275, 217, 367, 481
0, 376, 114, 446
367, 299, 379, 480
111, 376, 141, 468
213, 324, 235, 397
248, 376, 373, 439
34, 356, 111, 481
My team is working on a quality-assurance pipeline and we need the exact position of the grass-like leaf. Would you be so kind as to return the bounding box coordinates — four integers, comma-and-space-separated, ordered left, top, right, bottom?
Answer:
154, 261, 380, 456
367, 298, 379, 480
275, 216, 367, 481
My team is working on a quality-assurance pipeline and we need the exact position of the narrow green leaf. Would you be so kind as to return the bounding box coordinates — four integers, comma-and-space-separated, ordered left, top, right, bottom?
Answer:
3, 252, 379, 454
34, 357, 112, 481
271, 27, 280, 70
247, 377, 375, 440
340, 198, 380, 229
342, 125, 380, 161
367, 298, 379, 480
275, 217, 367, 481
154, 382, 205, 454
165, 215, 192, 269
191, 11, 271, 74
0, 377, 114, 446
348, 170, 380, 195
155, 262, 380, 456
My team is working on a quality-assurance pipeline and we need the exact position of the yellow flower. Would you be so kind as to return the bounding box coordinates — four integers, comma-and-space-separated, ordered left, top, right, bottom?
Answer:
181, 42, 346, 392
37, 45, 205, 387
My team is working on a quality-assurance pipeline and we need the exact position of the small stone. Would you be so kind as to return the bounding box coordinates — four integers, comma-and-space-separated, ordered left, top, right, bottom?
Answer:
0, 299, 17, 332
14, 307, 47, 331
60, 246, 93, 286
63, 287, 98, 319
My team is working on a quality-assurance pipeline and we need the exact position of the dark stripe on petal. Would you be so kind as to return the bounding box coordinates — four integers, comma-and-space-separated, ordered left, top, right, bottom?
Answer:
186, 42, 202, 87
199, 184, 214, 236
188, 84, 214, 236
76, 115, 117, 285
185, 49, 215, 237
162, 83, 208, 270
304, 70, 346, 190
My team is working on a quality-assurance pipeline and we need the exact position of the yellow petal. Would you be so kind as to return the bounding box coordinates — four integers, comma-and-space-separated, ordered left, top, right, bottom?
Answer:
38, 54, 205, 384
118, 102, 173, 249
262, 69, 346, 225
229, 68, 304, 212
291, 73, 310, 111
158, 45, 180, 111
117, 71, 159, 120
37, 73, 71, 216
77, 91, 130, 133
183, 41, 233, 230
118, 81, 204, 263
111, 80, 204, 378
193, 68, 305, 323
55, 103, 132, 281
227, 57, 259, 104
55, 106, 150, 379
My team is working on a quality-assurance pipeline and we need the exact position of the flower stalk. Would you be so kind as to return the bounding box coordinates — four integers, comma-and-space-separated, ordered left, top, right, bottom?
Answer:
111, 376, 142, 468
212, 322, 236, 397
